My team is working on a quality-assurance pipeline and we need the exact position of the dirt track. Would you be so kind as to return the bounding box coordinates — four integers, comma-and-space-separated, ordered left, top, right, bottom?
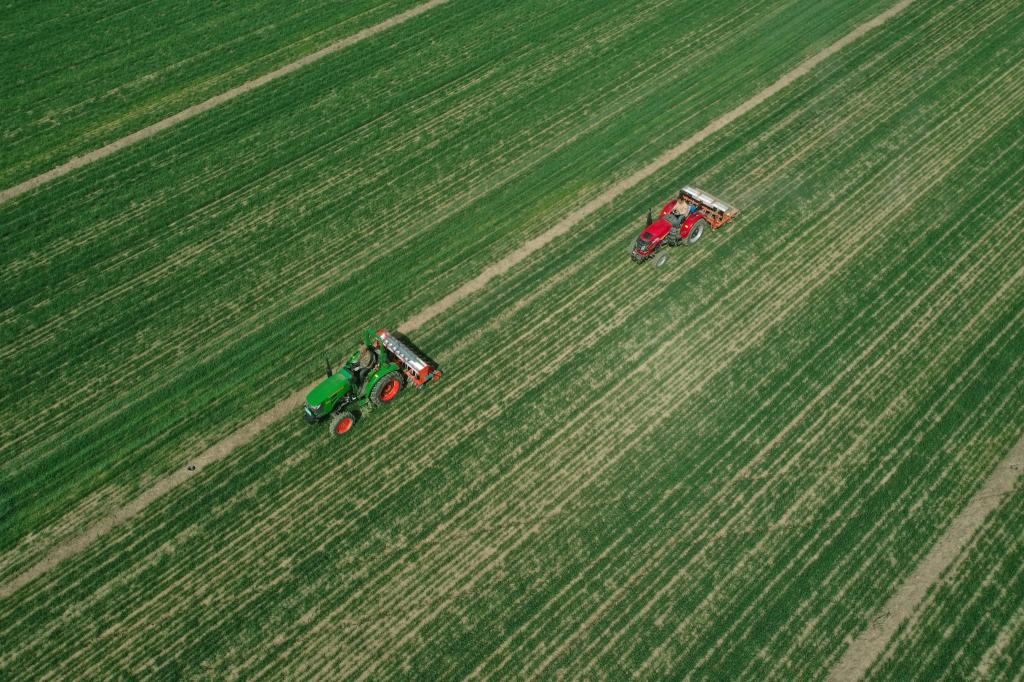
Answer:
827, 430, 1024, 681
400, 0, 915, 333
0, 0, 452, 206
0, 0, 915, 601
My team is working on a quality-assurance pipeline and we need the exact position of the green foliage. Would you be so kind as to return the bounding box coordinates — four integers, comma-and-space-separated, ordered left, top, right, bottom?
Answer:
1, 0, 1023, 679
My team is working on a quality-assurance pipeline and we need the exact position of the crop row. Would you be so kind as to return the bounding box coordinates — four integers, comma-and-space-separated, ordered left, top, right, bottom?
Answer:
2, 0, 1023, 677
0, 0, 899, 577
866, 484, 1024, 681
0, 0, 429, 187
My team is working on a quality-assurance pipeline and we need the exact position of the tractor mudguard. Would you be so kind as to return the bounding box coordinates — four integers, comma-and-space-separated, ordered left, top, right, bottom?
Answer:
680, 212, 703, 237
364, 362, 402, 398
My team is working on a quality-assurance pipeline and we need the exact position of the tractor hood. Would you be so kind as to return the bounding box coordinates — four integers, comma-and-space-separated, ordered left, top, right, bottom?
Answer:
306, 368, 352, 407
644, 217, 672, 239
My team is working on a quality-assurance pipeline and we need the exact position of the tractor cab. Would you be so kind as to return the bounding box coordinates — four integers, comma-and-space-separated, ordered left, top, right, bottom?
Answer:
665, 210, 684, 228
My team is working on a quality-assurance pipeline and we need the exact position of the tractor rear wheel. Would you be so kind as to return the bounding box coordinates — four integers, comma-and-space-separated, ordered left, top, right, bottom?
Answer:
686, 218, 708, 245
370, 371, 405, 407
331, 411, 358, 436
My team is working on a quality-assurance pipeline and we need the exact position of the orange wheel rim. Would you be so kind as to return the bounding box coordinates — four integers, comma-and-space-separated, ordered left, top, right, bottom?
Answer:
381, 379, 400, 401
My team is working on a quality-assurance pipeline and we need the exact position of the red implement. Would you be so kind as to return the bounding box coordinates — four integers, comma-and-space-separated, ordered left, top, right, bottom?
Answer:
377, 329, 443, 387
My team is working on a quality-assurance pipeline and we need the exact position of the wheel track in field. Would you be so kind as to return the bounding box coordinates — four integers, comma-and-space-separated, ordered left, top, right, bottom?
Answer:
0, 18, 765, 667
823, 364, 1024, 682
0, 0, 692, 516
763, 196, 1024, 678
0, 3, 942, 675
0, 0, 802, 594
746, 55, 1024, 679
586, 214, 1024, 676
505, 138, 1024, 675
9, 102, 983, 675
0, 18, 757, 606
32, 1, 416, 146
825, 303, 1024, 680
636, 252, 1024, 677
532, 105, 1024, 681
1, 0, 703, 306
690, 232, 1024, 680
2, 41, 913, 667
6, 3, 937, 663
74, 253, 654, 678
14, 14, 1007, 675
400, 0, 917, 332
740, 357, 1024, 680
659, 58, 1024, 675
65, 249, 642, 675
485, 58, 1024, 675
0, 0, 453, 205
283, 116, 891, 672
12, 0, 729, 364
352, 75, 929, 667
4, 160, 724, 667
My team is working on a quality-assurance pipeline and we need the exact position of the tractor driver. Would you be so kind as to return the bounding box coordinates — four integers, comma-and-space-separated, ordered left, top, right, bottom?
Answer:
666, 193, 698, 241
672, 193, 698, 219
354, 342, 378, 388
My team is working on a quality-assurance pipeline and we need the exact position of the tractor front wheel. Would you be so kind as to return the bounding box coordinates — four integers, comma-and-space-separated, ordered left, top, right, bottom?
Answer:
686, 218, 708, 245
331, 411, 358, 436
370, 371, 405, 407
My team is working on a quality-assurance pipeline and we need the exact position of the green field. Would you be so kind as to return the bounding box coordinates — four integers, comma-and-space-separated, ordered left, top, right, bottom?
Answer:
868, 489, 1024, 680
2, 0, 1023, 678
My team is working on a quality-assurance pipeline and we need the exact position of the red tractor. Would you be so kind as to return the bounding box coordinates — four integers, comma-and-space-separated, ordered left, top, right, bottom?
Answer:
631, 186, 739, 266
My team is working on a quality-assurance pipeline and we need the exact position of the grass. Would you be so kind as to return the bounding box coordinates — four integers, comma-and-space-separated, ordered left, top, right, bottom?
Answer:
0, 0, 428, 187
2, 0, 1023, 678
0, 0, 897, 562
867, 489, 1024, 681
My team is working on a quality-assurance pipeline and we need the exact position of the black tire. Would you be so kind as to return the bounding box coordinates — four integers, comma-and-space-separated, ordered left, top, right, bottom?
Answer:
330, 411, 358, 436
685, 218, 708, 245
370, 371, 405, 407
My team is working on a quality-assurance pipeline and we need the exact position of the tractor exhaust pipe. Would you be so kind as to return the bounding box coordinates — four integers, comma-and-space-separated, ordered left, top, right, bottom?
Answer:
323, 350, 333, 378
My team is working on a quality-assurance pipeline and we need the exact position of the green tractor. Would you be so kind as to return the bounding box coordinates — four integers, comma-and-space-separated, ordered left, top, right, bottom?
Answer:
303, 328, 442, 436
